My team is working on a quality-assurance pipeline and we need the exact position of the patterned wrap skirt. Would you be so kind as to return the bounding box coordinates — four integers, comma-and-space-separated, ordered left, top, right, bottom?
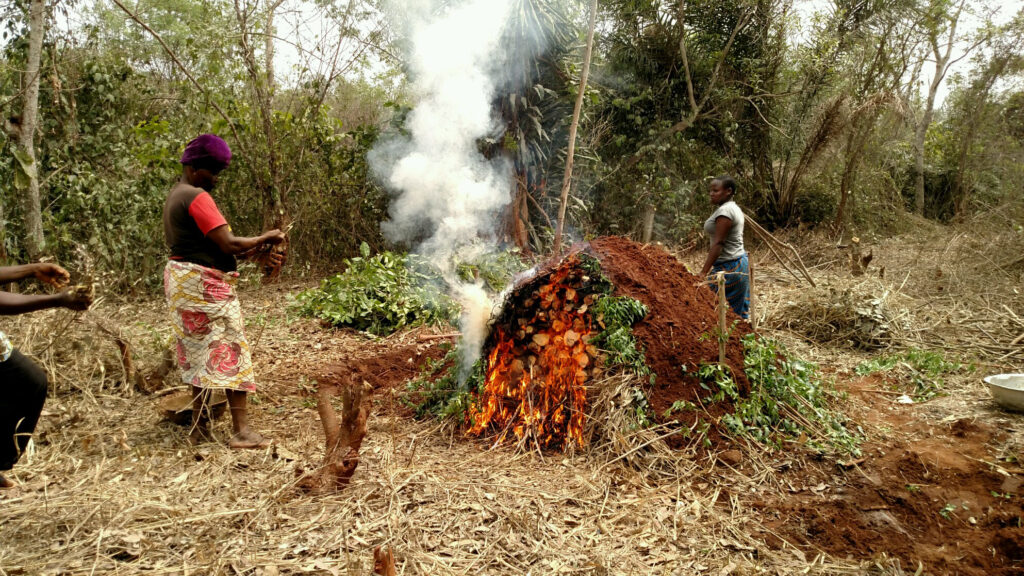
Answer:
710, 253, 751, 320
163, 261, 256, 392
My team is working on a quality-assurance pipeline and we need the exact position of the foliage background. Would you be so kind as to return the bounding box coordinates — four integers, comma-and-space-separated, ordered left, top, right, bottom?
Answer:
2, 0, 1023, 291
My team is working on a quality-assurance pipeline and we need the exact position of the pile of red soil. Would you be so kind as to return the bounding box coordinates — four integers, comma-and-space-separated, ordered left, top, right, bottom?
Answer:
587, 237, 751, 430
314, 334, 448, 415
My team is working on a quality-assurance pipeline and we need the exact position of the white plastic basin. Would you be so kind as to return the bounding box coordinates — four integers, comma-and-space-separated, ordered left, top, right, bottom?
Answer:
985, 374, 1024, 412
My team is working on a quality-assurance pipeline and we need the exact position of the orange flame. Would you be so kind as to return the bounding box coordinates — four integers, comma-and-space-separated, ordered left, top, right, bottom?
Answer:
467, 261, 592, 450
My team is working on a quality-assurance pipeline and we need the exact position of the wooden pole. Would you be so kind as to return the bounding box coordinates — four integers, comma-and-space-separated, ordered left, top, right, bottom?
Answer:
716, 271, 727, 366
553, 0, 599, 255
748, 260, 757, 332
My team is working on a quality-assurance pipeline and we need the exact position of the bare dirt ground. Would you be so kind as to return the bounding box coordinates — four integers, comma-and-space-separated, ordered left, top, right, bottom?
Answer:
2, 217, 1023, 575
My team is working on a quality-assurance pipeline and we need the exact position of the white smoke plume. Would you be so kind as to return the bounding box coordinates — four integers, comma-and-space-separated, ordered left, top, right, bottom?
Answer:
373, 0, 516, 379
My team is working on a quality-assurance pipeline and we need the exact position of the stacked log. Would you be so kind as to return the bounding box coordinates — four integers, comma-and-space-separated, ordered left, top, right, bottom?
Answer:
466, 253, 607, 450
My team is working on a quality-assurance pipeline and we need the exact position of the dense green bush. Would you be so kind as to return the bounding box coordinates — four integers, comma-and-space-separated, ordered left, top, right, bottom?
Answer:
295, 244, 458, 336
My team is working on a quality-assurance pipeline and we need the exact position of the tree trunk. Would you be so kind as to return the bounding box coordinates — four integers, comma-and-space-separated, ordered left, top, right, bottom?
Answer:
19, 0, 47, 258
508, 175, 531, 252
912, 107, 931, 217
299, 380, 372, 493
835, 128, 869, 232
835, 164, 854, 232
915, 2, 966, 218
552, 0, 598, 255
0, 192, 7, 263
265, 3, 276, 100
639, 203, 656, 243
261, 3, 284, 229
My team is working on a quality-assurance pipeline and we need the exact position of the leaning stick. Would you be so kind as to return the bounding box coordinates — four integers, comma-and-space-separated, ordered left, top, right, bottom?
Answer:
750, 227, 803, 285
418, 332, 461, 342
716, 271, 727, 366
743, 213, 816, 287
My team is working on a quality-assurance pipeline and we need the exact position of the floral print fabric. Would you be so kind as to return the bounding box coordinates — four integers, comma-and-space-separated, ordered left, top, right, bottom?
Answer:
164, 261, 256, 392
0, 330, 11, 363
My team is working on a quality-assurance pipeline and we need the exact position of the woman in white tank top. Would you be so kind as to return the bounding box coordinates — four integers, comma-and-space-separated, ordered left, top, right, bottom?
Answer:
698, 176, 750, 320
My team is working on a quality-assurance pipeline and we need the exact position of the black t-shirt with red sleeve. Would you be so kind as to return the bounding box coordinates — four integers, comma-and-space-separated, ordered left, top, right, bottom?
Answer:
163, 182, 236, 273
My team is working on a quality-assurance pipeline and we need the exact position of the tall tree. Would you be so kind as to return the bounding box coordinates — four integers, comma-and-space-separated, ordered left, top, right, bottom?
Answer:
911, 0, 985, 217
234, 0, 287, 228
553, 0, 598, 255
833, 2, 920, 231
764, 0, 889, 225
493, 0, 574, 252
948, 15, 1023, 216
15, 0, 47, 258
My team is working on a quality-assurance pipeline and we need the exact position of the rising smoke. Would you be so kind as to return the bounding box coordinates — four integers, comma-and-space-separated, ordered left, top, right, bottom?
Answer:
372, 0, 516, 380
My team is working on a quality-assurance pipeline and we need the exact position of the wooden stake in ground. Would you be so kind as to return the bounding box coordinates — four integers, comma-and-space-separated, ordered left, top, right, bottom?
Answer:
716, 271, 727, 366
748, 260, 757, 332
552, 0, 598, 255
299, 380, 372, 493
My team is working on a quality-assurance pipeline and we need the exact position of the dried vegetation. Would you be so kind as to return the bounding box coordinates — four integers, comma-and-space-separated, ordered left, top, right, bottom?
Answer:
2, 204, 1023, 574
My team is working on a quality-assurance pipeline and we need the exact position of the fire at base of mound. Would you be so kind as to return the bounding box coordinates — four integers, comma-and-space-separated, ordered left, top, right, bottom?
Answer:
466, 253, 607, 451
463, 236, 752, 452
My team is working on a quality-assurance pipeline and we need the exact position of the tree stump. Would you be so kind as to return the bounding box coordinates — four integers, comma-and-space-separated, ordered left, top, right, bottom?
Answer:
373, 546, 397, 576
299, 380, 372, 493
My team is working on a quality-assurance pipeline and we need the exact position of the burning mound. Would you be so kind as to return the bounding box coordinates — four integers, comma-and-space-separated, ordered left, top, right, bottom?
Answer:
465, 236, 751, 451
466, 253, 602, 450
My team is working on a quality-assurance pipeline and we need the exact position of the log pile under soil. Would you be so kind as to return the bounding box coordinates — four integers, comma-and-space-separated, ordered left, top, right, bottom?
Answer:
466, 253, 607, 450
466, 236, 752, 451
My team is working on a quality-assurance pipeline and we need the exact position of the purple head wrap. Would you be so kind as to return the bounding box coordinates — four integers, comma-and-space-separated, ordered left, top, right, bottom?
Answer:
180, 134, 232, 171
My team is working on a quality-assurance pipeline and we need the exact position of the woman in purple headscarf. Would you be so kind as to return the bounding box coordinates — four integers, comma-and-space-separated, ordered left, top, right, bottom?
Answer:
163, 134, 284, 448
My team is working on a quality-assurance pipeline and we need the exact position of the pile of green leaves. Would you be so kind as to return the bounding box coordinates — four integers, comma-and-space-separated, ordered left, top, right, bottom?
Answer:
591, 295, 653, 381
295, 243, 458, 336
455, 250, 529, 292
712, 335, 861, 455
855, 348, 964, 401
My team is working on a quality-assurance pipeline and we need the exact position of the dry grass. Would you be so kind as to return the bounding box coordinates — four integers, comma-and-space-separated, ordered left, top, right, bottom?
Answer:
0, 288, 898, 576
744, 200, 1024, 372
765, 276, 911, 349
7, 203, 1024, 575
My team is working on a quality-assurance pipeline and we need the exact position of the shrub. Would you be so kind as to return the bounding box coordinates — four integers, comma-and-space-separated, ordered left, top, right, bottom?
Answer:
295, 243, 458, 336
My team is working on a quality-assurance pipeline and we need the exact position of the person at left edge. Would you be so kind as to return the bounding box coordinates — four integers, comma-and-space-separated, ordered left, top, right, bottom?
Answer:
1, 262, 93, 488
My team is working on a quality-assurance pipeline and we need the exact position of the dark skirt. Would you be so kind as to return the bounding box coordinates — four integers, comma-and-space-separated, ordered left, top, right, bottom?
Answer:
0, 349, 49, 471
709, 253, 750, 320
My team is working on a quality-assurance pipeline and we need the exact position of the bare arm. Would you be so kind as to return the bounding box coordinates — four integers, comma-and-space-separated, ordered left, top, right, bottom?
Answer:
0, 265, 39, 283
206, 225, 285, 256
0, 290, 90, 316
0, 263, 71, 286
700, 216, 734, 277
